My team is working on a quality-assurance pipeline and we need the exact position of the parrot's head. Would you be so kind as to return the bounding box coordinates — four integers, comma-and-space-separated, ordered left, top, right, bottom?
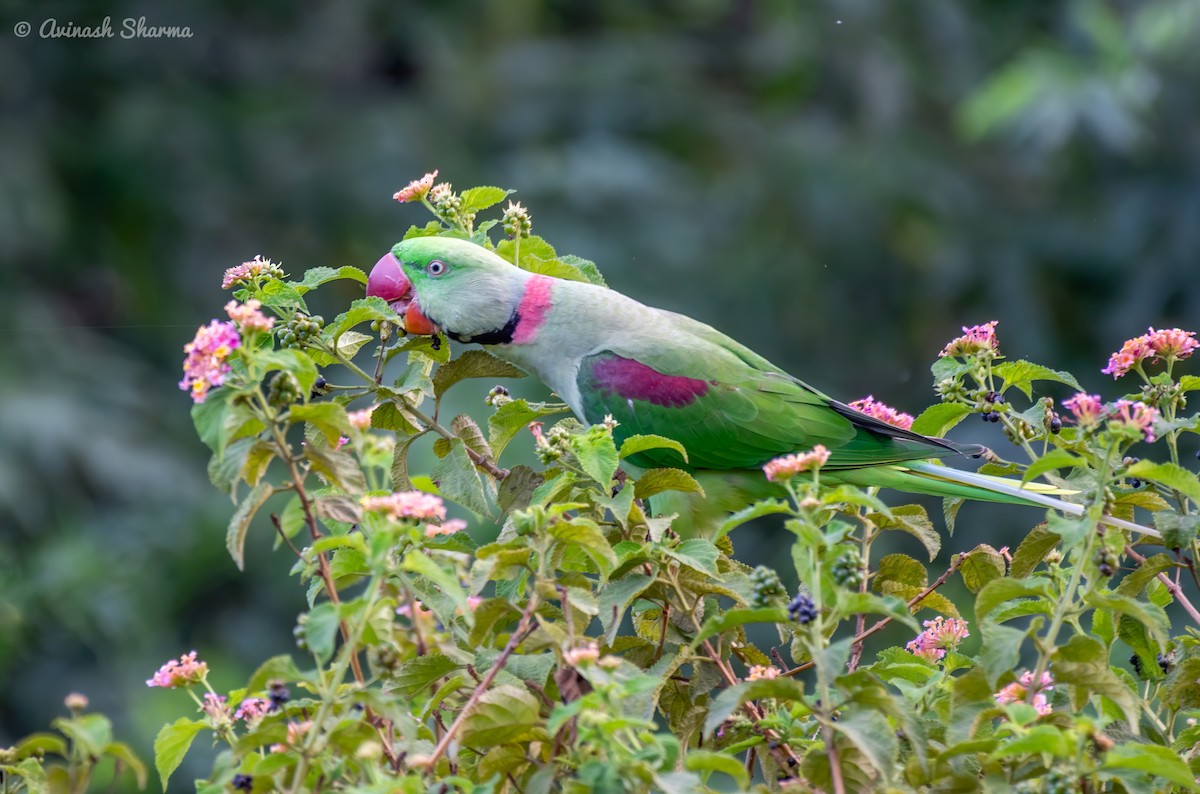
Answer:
366, 237, 528, 340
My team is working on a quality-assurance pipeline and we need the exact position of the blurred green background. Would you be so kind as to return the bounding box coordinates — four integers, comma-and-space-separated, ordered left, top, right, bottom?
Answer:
2, 0, 1199, 782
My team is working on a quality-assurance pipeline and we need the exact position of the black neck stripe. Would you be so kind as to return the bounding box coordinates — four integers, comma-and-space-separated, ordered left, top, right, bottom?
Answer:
444, 310, 520, 346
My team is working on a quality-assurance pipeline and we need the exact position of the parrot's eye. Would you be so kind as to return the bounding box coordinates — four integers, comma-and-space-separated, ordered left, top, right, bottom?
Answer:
426, 259, 447, 277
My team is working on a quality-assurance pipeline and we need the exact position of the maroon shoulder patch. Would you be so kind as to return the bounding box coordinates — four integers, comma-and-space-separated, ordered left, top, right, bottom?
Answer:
587, 354, 710, 408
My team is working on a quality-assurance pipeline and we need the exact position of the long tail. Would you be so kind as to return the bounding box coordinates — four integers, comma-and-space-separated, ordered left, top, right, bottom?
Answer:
833, 461, 1160, 538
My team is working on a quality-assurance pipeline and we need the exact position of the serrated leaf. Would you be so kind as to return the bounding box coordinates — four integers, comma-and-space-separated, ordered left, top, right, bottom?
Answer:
618, 433, 688, 464
103, 741, 148, 789
1116, 552, 1175, 597
497, 464, 542, 514
402, 549, 469, 618
667, 539, 719, 576
634, 468, 704, 499
460, 186, 513, 214
290, 265, 367, 294
288, 402, 353, 446
433, 350, 526, 400
314, 494, 361, 525
837, 592, 921, 631
1127, 460, 1200, 505
391, 654, 460, 697
227, 482, 273, 571
1053, 635, 1140, 730
549, 519, 617, 575
325, 297, 401, 345
258, 349, 318, 396
993, 359, 1082, 399
956, 544, 1006, 593
1155, 511, 1200, 548
460, 684, 543, 746
451, 413, 493, 461
874, 554, 928, 592
704, 678, 807, 736
834, 709, 898, 784
560, 254, 607, 286
684, 750, 749, 789
1085, 591, 1168, 648
571, 431, 619, 486
258, 279, 307, 313
1009, 523, 1059, 578
1102, 744, 1199, 790
304, 602, 340, 665
871, 504, 940, 561
978, 620, 1027, 687
487, 399, 569, 458
911, 403, 973, 437
389, 432, 425, 492
715, 498, 791, 540
598, 574, 653, 644
1021, 448, 1088, 483
975, 577, 1053, 621
431, 438, 492, 517
153, 718, 206, 792
305, 445, 367, 495
693, 607, 788, 645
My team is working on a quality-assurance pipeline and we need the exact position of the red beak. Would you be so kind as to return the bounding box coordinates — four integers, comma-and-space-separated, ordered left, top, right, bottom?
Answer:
365, 252, 438, 336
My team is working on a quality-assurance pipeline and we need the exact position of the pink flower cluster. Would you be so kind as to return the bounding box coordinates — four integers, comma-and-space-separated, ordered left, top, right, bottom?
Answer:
425, 518, 468, 537
939, 321, 999, 358
235, 697, 270, 724
347, 406, 376, 430
360, 491, 447, 522
905, 616, 970, 662
179, 321, 240, 403
747, 665, 782, 681
848, 396, 914, 430
763, 445, 831, 482
393, 170, 438, 203
1103, 327, 1199, 378
1062, 393, 1106, 429
146, 651, 208, 688
202, 693, 231, 724
994, 670, 1054, 716
224, 299, 275, 333
222, 255, 281, 290
1111, 399, 1160, 443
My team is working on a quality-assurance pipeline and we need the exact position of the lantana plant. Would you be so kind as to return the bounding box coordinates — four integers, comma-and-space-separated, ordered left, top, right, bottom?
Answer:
6, 174, 1200, 794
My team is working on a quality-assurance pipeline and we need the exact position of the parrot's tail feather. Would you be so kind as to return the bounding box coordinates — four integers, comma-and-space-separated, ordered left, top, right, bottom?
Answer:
902, 461, 1159, 538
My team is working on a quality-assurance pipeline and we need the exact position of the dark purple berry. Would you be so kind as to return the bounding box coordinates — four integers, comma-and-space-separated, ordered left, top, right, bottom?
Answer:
232, 774, 253, 791
788, 592, 817, 624
1129, 479, 1142, 489
1130, 654, 1143, 678
1099, 562, 1115, 577
1049, 416, 1062, 434
268, 680, 290, 709
1158, 652, 1175, 674
987, 411, 1001, 423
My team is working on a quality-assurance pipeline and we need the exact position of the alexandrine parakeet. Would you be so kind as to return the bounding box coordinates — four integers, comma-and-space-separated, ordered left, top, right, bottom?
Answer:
366, 237, 1150, 537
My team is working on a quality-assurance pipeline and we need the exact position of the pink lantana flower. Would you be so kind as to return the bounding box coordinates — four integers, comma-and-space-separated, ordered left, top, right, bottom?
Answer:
1062, 393, 1106, 429
747, 665, 782, 681
1109, 400, 1160, 443
361, 491, 447, 522
202, 693, 232, 727
222, 255, 282, 290
393, 170, 438, 203
146, 651, 208, 688
849, 396, 914, 430
235, 697, 270, 726
1102, 333, 1155, 378
179, 321, 240, 403
905, 616, 970, 662
763, 446, 830, 482
939, 321, 999, 358
224, 299, 275, 333
1146, 327, 1199, 360
994, 670, 1054, 716
347, 406, 376, 431
425, 518, 468, 538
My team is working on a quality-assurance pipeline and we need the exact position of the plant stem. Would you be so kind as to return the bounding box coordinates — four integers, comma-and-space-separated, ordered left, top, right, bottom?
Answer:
1124, 544, 1200, 626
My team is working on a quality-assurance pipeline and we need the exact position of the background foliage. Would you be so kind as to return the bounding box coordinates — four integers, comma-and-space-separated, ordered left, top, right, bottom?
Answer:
2, 0, 1199, 786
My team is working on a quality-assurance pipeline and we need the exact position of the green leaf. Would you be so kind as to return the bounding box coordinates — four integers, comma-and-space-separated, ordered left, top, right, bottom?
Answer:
460, 684, 543, 746
619, 434, 688, 464
874, 554, 928, 592
191, 390, 235, 458
684, 750, 749, 789
402, 549, 469, 618
1180, 374, 1200, 392
1116, 552, 1175, 597
1009, 523, 1059, 578
431, 438, 492, 517
634, 468, 705, 499
258, 280, 307, 313
288, 402, 353, 446
103, 741, 148, 789
460, 186, 513, 214
153, 718, 206, 792
245, 654, 303, 693
834, 709, 899, 784
1022, 448, 1088, 483
391, 654, 460, 697
1085, 591, 1168, 648
549, 519, 617, 575
1102, 744, 1200, 791
389, 432, 425, 492
955, 544, 1006, 593
52, 714, 111, 757
871, 504, 940, 561
911, 403, 973, 437
978, 620, 1027, 687
694, 607, 788, 645
975, 577, 1053, 621
1127, 460, 1200, 506
989, 724, 1071, 760
1155, 511, 1200, 548
258, 349, 319, 396
571, 431, 619, 486
433, 350, 526, 400
560, 254, 607, 286
304, 602, 340, 665
451, 413, 493, 461
290, 265, 367, 293
598, 573, 654, 644
1053, 635, 1140, 730
227, 482, 273, 571
305, 445, 368, 495
497, 464, 542, 514
325, 297, 401, 344
836, 592, 921, 632
704, 678, 807, 736
993, 359, 1082, 399
666, 539, 719, 576
716, 499, 792, 540
488, 399, 569, 458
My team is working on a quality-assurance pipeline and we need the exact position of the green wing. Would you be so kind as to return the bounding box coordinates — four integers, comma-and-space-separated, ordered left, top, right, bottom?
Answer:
576, 313, 972, 472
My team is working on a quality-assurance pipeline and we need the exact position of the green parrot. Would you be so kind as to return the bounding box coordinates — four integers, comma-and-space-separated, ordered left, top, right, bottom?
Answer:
366, 237, 1153, 537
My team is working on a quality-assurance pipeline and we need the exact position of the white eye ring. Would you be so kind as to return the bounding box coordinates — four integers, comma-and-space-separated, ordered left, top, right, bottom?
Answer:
427, 259, 447, 277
